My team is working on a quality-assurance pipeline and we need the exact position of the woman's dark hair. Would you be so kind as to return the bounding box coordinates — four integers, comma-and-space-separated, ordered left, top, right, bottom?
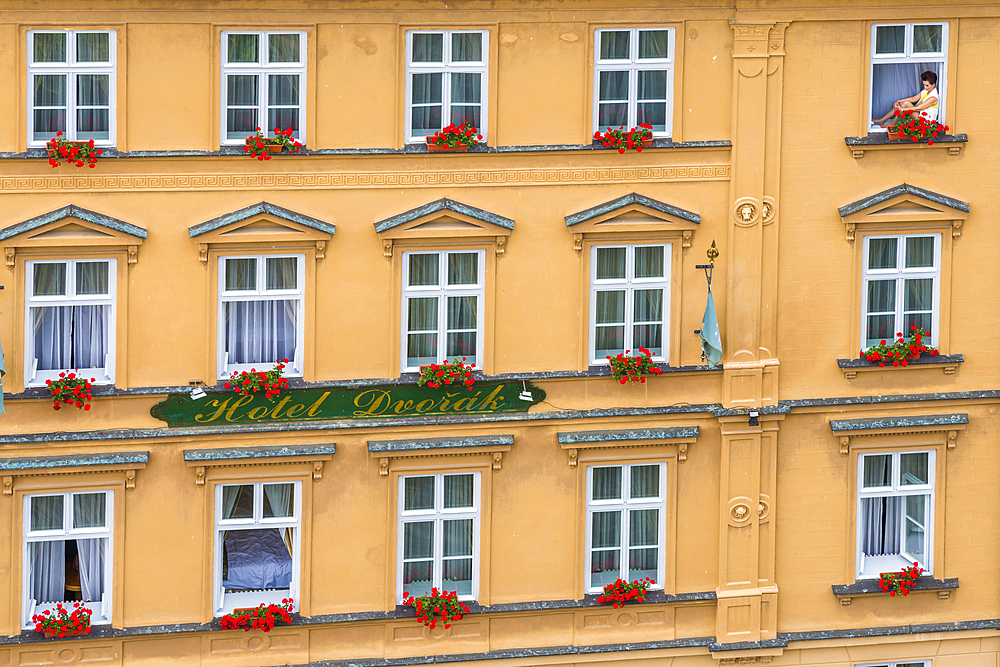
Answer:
921, 70, 938, 85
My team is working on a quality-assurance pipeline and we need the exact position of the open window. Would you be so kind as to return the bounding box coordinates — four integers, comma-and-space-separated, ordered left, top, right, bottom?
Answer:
869, 23, 947, 134
214, 481, 301, 615
23, 491, 113, 628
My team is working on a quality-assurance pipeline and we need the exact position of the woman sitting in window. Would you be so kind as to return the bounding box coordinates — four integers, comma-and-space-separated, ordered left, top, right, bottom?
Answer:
873, 70, 939, 127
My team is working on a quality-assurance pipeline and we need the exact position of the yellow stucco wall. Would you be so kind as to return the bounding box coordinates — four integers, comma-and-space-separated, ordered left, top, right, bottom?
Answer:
0, 1, 997, 666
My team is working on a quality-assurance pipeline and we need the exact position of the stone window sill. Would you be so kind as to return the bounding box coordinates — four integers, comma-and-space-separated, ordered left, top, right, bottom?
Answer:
837, 353, 964, 379
844, 133, 968, 158
832, 576, 958, 605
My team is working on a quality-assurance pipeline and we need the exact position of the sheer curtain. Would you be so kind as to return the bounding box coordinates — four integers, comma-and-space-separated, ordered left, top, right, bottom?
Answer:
226, 75, 258, 140
598, 71, 628, 128
449, 73, 481, 128
411, 73, 442, 137
267, 74, 300, 134
76, 74, 110, 141
860, 496, 902, 556
225, 301, 296, 365
33, 74, 67, 141
263, 483, 294, 556
74, 493, 106, 603
871, 61, 942, 123
32, 306, 108, 371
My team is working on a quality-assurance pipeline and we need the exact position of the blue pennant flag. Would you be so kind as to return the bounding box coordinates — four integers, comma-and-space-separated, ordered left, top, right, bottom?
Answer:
700, 288, 723, 368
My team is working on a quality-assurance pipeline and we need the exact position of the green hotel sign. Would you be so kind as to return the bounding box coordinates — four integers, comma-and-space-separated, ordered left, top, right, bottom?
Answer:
150, 382, 545, 427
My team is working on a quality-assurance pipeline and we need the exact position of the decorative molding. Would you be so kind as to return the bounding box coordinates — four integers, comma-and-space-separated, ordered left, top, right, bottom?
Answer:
495, 236, 506, 257
719, 658, 772, 666
198, 243, 208, 264
127, 244, 138, 267
369, 435, 514, 476
0, 452, 148, 493
557, 427, 699, 466
761, 197, 776, 225
183, 444, 335, 484
838, 353, 964, 378
0, 166, 732, 194
315, 240, 327, 262
573, 233, 583, 253
733, 198, 760, 226
382, 239, 394, 259
839, 183, 968, 243
4, 247, 14, 270
832, 414, 968, 455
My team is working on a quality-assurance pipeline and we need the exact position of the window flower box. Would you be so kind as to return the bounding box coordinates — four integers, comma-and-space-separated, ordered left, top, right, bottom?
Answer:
606, 348, 663, 384
218, 600, 294, 632
402, 589, 469, 629
879, 564, 924, 597
861, 326, 937, 368
224, 359, 290, 400
45, 132, 101, 168
46, 371, 95, 411
33, 603, 93, 638
425, 122, 482, 152
417, 358, 477, 390
593, 124, 654, 153
244, 127, 302, 160
597, 577, 654, 608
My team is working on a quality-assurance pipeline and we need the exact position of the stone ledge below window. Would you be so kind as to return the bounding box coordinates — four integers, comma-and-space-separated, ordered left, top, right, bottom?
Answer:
844, 133, 968, 158
837, 353, 964, 379
832, 577, 958, 605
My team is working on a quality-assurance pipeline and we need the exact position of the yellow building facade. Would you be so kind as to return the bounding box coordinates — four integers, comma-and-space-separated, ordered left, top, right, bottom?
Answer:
0, 1, 996, 666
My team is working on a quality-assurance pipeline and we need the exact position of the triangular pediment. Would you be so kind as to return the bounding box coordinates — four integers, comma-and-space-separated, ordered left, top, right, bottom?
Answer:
28, 223, 116, 240
566, 193, 700, 232
839, 184, 969, 226
189, 202, 334, 243
374, 199, 513, 257
0, 205, 147, 254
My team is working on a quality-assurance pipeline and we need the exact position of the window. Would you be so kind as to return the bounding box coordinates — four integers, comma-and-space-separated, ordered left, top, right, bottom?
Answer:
405, 31, 489, 143
214, 482, 300, 614
857, 450, 934, 578
220, 31, 306, 145
25, 259, 115, 386
586, 463, 666, 593
218, 254, 304, 378
861, 234, 939, 350
23, 491, 113, 627
869, 23, 947, 132
27, 31, 115, 147
397, 472, 480, 601
590, 244, 670, 364
401, 250, 484, 372
593, 28, 674, 138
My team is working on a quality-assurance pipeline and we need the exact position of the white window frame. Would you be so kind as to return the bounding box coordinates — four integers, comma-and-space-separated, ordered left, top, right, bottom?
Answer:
589, 244, 671, 366
869, 22, 948, 133
22, 490, 114, 629
860, 234, 940, 351
856, 661, 931, 667
856, 450, 935, 579
400, 249, 485, 373
219, 31, 307, 146
213, 481, 302, 616
217, 254, 305, 379
24, 258, 116, 387
593, 27, 675, 139
26, 30, 117, 148
396, 472, 481, 603
585, 463, 667, 594
404, 30, 489, 144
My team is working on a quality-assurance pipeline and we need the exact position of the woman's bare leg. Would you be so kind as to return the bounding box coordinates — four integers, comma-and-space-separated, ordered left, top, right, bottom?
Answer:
885, 101, 915, 127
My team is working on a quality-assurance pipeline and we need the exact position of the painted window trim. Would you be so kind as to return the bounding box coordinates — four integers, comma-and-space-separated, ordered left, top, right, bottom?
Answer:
856, 449, 935, 579
400, 249, 486, 373
592, 27, 675, 139
396, 471, 482, 603
216, 253, 305, 379
213, 480, 302, 616
589, 243, 671, 366
868, 22, 948, 134
404, 30, 490, 145
24, 258, 117, 388
585, 462, 667, 595
860, 233, 940, 351
26, 30, 117, 148
22, 490, 114, 628
219, 31, 307, 146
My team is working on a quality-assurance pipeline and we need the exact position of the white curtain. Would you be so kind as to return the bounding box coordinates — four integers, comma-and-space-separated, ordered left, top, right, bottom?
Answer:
76, 74, 109, 140
411, 73, 443, 137
861, 496, 902, 557
32, 305, 109, 371
267, 74, 300, 133
28, 542, 66, 603
598, 70, 628, 128
449, 73, 481, 128
263, 483, 294, 556
226, 75, 258, 139
77, 539, 105, 603
871, 61, 942, 122
442, 519, 473, 596
224, 299, 297, 365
